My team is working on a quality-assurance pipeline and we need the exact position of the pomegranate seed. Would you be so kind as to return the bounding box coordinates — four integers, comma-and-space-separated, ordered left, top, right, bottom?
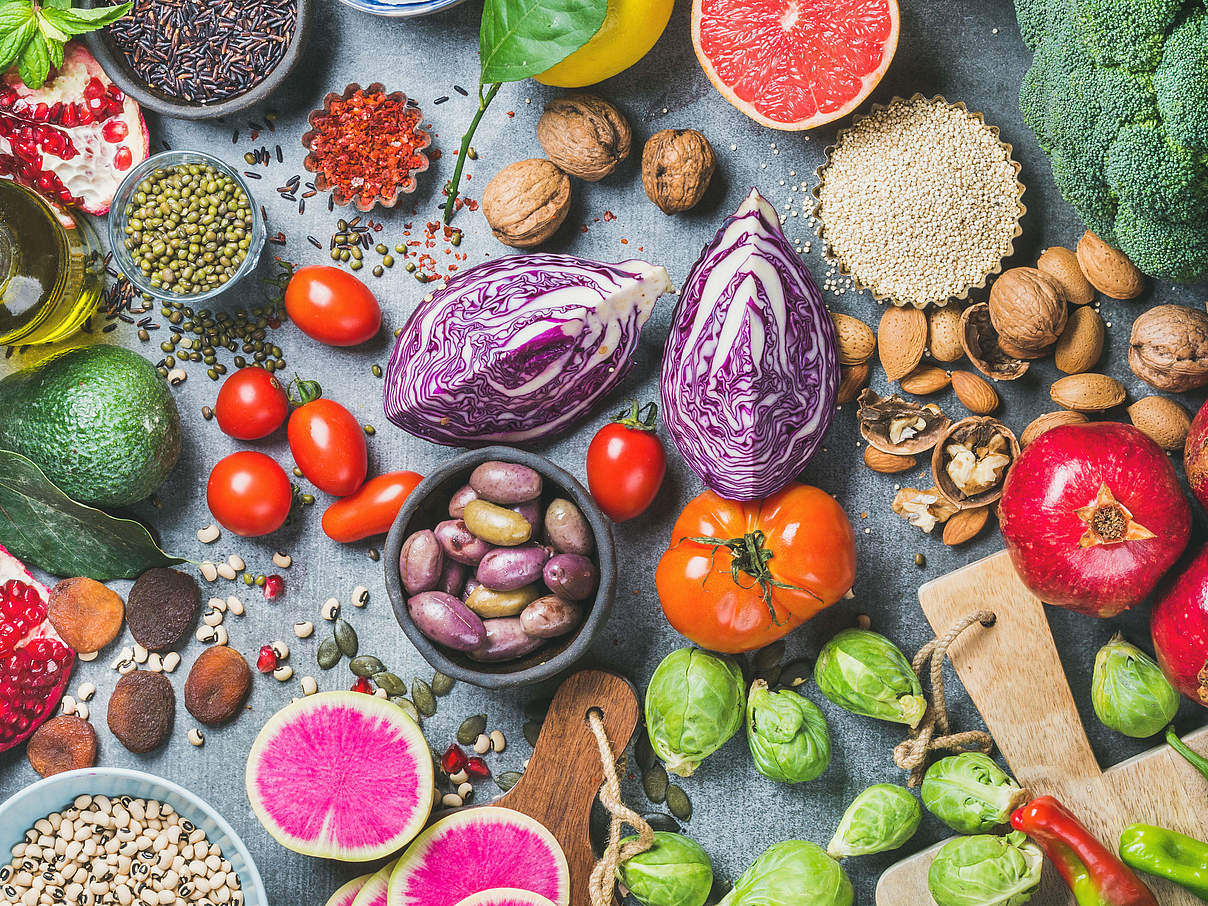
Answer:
262, 575, 285, 600
106, 83, 123, 100
113, 146, 132, 170
83, 77, 105, 100
0, 578, 73, 750
102, 119, 128, 142
76, 105, 93, 125
32, 102, 48, 121
47, 101, 62, 122
59, 104, 75, 127
0, 88, 15, 107
256, 645, 278, 673
350, 676, 373, 694
441, 744, 468, 775
464, 756, 490, 779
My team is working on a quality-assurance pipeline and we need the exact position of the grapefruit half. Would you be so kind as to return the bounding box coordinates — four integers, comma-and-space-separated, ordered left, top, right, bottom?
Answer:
692, 0, 900, 130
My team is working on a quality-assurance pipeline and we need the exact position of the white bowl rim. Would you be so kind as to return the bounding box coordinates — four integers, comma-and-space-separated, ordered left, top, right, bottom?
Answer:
0, 767, 268, 903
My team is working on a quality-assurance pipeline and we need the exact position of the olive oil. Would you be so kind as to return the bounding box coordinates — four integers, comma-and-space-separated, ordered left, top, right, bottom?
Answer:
0, 179, 104, 346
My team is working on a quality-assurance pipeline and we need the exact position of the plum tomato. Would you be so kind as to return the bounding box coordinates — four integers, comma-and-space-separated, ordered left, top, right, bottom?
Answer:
586, 401, 666, 522
284, 265, 381, 347
207, 451, 292, 537
213, 367, 289, 440
288, 398, 368, 497
322, 471, 424, 543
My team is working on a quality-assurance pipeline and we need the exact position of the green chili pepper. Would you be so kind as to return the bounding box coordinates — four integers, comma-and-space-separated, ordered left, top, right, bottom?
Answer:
1119, 824, 1208, 901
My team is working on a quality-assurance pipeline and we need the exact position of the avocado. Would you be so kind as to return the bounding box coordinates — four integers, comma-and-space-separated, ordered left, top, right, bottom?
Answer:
0, 345, 181, 507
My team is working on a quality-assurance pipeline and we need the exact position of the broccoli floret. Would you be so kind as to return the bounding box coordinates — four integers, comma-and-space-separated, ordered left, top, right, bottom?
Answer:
1014, 0, 1208, 282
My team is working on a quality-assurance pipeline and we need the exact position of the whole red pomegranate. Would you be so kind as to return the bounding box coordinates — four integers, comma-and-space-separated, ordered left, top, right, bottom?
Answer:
0, 544, 74, 752
999, 422, 1190, 617
1152, 544, 1208, 708
1184, 399, 1208, 511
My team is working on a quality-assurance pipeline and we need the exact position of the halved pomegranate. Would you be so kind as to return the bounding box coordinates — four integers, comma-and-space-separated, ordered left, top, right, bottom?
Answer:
0, 544, 75, 753
0, 42, 149, 214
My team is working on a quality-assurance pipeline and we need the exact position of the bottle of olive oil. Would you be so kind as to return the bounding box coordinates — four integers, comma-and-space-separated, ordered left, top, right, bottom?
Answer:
0, 179, 104, 346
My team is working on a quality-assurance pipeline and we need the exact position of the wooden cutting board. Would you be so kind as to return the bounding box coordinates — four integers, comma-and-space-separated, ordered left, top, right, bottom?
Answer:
497, 670, 640, 906
876, 550, 1208, 906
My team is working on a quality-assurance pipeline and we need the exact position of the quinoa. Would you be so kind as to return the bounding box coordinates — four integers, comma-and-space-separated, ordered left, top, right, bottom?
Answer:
814, 96, 1023, 308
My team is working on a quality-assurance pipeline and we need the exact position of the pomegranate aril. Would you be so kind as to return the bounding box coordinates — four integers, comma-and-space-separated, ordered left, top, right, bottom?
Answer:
441, 743, 468, 775
83, 77, 105, 100
262, 575, 285, 600
464, 756, 490, 779
256, 645, 278, 673
114, 146, 132, 170
350, 676, 372, 694
102, 118, 128, 142
59, 104, 75, 127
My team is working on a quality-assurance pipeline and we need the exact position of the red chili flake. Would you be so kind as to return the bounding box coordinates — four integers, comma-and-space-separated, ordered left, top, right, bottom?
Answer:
580, 225, 589, 233
620, 238, 629, 244
506, 111, 515, 118
602, 210, 616, 222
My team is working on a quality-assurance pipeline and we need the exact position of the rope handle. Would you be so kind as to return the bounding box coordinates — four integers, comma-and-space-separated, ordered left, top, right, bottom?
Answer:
587, 709, 654, 906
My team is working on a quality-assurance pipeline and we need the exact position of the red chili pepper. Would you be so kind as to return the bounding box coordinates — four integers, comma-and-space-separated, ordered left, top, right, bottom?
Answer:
1011, 797, 1158, 906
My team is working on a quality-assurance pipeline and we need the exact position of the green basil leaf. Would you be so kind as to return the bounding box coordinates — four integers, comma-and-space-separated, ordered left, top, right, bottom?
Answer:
0, 16, 35, 72
16, 28, 48, 87
480, 0, 606, 83
0, 450, 185, 581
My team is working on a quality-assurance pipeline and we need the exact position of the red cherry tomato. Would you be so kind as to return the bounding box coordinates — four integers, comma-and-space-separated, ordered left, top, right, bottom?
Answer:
284, 265, 381, 347
207, 451, 292, 537
586, 401, 667, 522
213, 367, 289, 440
322, 471, 424, 543
288, 398, 368, 496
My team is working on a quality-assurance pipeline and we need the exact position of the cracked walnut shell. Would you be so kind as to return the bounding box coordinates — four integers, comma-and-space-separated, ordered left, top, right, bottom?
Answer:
642, 129, 716, 214
537, 94, 631, 182
932, 416, 1019, 509
482, 159, 571, 248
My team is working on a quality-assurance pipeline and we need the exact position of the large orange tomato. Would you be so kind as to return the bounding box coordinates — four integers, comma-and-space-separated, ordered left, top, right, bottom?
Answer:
656, 483, 856, 653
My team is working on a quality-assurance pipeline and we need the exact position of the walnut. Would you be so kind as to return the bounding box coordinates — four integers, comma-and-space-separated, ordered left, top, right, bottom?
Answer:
641, 129, 716, 214
1128, 304, 1208, 393
537, 94, 631, 182
857, 389, 950, 455
481, 159, 571, 248
988, 267, 1068, 356
892, 488, 958, 534
960, 303, 1029, 381
931, 417, 1020, 509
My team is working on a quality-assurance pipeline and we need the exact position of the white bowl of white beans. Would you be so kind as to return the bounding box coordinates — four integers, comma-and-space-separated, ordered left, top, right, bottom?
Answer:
0, 768, 266, 906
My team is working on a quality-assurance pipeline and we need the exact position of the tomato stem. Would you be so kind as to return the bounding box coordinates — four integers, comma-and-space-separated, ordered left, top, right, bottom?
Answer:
287, 375, 323, 407
612, 400, 658, 432
686, 529, 820, 625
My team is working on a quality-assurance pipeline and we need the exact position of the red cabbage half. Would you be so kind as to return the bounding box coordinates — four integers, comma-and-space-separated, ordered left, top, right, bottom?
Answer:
383, 254, 672, 445
660, 188, 839, 500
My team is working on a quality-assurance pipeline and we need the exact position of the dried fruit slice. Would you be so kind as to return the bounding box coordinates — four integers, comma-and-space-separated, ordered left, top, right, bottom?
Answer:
126, 567, 199, 652
245, 692, 434, 861
388, 807, 570, 906
348, 860, 397, 906
0, 42, 149, 214
324, 872, 376, 906
692, 0, 900, 130
184, 645, 251, 726
47, 577, 124, 654
27, 713, 97, 777
0, 544, 74, 753
455, 891, 557, 906
108, 670, 175, 753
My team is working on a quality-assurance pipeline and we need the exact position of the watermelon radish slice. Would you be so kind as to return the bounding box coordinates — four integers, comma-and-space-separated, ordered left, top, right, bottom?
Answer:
388, 807, 570, 906
245, 692, 433, 861
324, 872, 375, 906
349, 859, 397, 906
454, 891, 557, 906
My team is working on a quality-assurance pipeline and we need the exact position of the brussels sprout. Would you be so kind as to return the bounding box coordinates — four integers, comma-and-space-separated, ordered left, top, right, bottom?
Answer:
1091, 634, 1179, 738
644, 647, 745, 777
921, 753, 1029, 834
719, 841, 853, 906
826, 784, 921, 858
927, 831, 1042, 906
617, 831, 713, 906
814, 629, 926, 728
746, 679, 831, 784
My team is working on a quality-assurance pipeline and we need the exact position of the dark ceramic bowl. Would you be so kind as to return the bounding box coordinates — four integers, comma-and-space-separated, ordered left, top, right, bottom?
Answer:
384, 447, 616, 689
83, 0, 314, 120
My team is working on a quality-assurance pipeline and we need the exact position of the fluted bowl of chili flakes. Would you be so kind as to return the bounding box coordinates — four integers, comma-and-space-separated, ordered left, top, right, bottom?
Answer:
301, 83, 432, 212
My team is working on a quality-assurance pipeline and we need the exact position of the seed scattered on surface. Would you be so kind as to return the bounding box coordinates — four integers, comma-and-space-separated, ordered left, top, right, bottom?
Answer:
300, 675, 318, 696
781, 658, 810, 688
350, 655, 385, 677
197, 524, 221, 544
321, 598, 341, 621
643, 764, 669, 804
216, 562, 237, 580
666, 784, 692, 821
147, 653, 164, 672
132, 643, 149, 664
373, 687, 388, 699
188, 728, 205, 747
457, 714, 488, 745
392, 697, 420, 722
352, 585, 369, 608
473, 733, 491, 754
489, 730, 507, 753
457, 782, 474, 800
636, 731, 656, 773
117, 658, 137, 675
272, 551, 292, 568
412, 679, 437, 717
441, 793, 463, 809
203, 608, 224, 627
523, 720, 542, 748
209, 596, 227, 613
448, 769, 469, 785
317, 636, 341, 670
75, 702, 89, 721
227, 554, 245, 572
167, 368, 187, 385
915, 552, 927, 567
334, 619, 358, 657
77, 650, 98, 662
227, 595, 245, 616
856, 614, 872, 630
196, 625, 217, 644
162, 651, 181, 673
368, 548, 380, 562
200, 561, 219, 582
77, 682, 96, 702
431, 670, 454, 696
273, 664, 294, 682
294, 620, 314, 638
60, 695, 76, 715
372, 672, 406, 696
495, 770, 523, 792
214, 625, 229, 646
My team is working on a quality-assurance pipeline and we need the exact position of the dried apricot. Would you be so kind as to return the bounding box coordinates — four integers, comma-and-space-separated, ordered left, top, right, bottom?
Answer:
26, 714, 98, 777
184, 646, 251, 726
108, 670, 175, 753
47, 577, 125, 653
126, 567, 199, 651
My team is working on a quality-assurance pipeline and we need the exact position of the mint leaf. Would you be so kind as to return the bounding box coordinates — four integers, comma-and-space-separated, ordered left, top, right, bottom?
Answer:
0, 1, 33, 31
15, 25, 46, 86
0, 14, 33, 71
35, 9, 68, 42
480, 0, 607, 83
45, 26, 61, 69
51, 2, 131, 28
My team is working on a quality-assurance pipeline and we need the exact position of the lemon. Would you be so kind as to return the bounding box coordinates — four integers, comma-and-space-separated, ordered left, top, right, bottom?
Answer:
536, 0, 676, 88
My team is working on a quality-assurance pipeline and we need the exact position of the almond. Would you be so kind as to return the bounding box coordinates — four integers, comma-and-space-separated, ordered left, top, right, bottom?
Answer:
1076, 230, 1144, 300
950, 370, 999, 414
878, 306, 927, 381
1128, 396, 1192, 451
927, 305, 965, 363
1054, 305, 1105, 374
899, 365, 951, 395
942, 506, 990, 546
863, 446, 918, 474
1050, 372, 1126, 412
837, 363, 870, 404
1020, 410, 1088, 447
830, 312, 876, 366
1037, 246, 1094, 305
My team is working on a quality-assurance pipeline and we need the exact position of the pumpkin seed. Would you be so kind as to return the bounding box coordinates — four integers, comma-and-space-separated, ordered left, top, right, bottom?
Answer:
494, 771, 524, 793
412, 678, 437, 717
391, 696, 420, 723
781, 658, 811, 688
457, 714, 488, 746
666, 784, 692, 821
642, 813, 681, 833
432, 671, 455, 696
758, 664, 783, 687
350, 655, 386, 677
522, 720, 542, 748
642, 764, 669, 804
316, 637, 341, 670
753, 640, 785, 673
373, 672, 406, 696
635, 730, 656, 773
334, 619, 358, 657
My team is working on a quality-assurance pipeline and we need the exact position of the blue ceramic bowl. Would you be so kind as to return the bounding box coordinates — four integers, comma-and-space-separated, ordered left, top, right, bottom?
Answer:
0, 768, 267, 906
335, 0, 467, 17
